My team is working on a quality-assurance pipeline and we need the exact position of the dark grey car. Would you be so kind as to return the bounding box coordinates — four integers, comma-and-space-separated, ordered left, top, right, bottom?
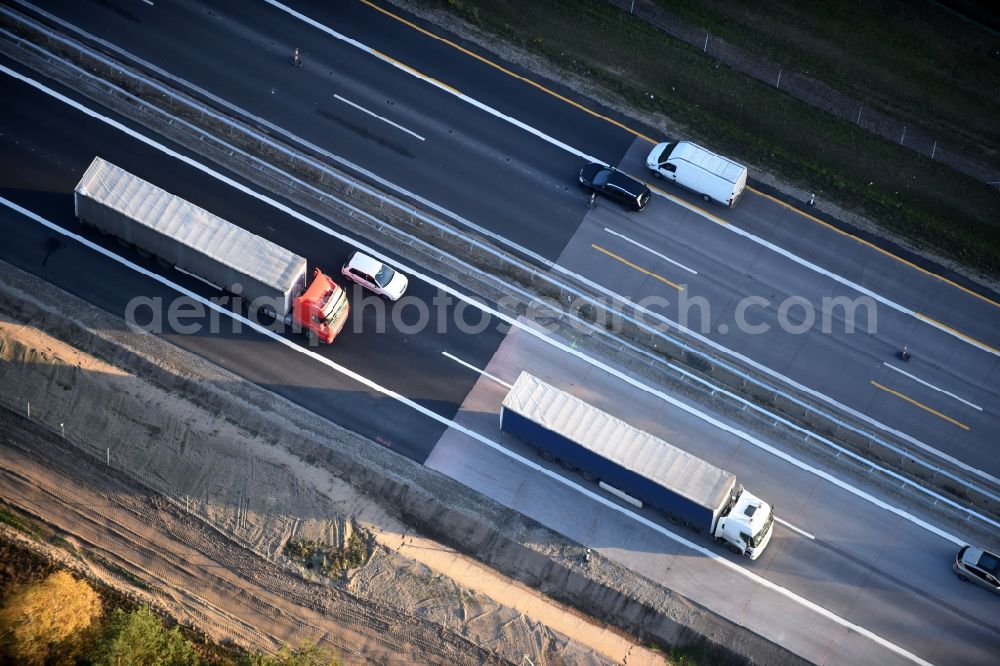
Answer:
579, 163, 651, 211
954, 545, 1000, 594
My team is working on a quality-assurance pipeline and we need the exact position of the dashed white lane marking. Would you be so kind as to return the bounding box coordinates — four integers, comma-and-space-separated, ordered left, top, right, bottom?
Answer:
883, 363, 983, 411
776, 517, 815, 540
604, 227, 697, 275
2, 193, 933, 666
334, 93, 425, 141
0, 64, 947, 666
269, 0, 999, 360
442, 352, 511, 389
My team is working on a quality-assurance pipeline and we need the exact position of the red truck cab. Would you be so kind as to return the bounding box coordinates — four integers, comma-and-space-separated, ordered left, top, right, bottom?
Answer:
293, 268, 350, 343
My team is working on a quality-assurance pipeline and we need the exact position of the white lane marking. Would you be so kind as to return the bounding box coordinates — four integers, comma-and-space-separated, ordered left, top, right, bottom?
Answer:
776, 517, 815, 540
264, 0, 998, 360
2, 64, 980, 661
0, 200, 934, 666
8, 61, 993, 530
603, 227, 697, 275
255, 1, 1000, 488
882, 363, 983, 411
14, 3, 998, 494
558, 267, 1000, 493
333, 93, 425, 141
140, 0, 153, 6
262, 0, 603, 164
5, 63, 990, 539
442, 352, 511, 389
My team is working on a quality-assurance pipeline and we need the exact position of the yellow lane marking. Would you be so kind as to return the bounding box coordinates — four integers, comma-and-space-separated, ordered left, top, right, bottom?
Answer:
360, 0, 657, 144
914, 313, 1000, 356
646, 183, 730, 225
373, 48, 462, 95
591, 244, 683, 291
869, 381, 970, 431
361, 0, 1000, 331
755, 188, 1000, 311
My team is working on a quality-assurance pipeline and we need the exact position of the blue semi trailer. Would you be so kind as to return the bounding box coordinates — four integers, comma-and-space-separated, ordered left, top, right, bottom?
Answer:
500, 372, 774, 559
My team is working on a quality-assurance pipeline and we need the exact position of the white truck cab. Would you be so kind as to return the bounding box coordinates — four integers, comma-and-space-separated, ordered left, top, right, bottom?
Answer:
713, 486, 774, 560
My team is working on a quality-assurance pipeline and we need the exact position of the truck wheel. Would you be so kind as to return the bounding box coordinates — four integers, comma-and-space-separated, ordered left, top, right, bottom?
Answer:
581, 470, 597, 482
136, 248, 152, 259
700, 193, 711, 203
156, 257, 173, 269
727, 543, 743, 554
651, 170, 662, 179
957, 573, 969, 582
539, 450, 554, 462
116, 238, 130, 248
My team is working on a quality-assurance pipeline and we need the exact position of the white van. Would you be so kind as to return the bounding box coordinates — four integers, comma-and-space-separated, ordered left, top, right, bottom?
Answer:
646, 141, 747, 207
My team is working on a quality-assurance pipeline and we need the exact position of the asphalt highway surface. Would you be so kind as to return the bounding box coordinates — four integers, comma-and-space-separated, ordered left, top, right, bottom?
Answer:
0, 63, 505, 463
2, 2, 1000, 664
20, 0, 1000, 483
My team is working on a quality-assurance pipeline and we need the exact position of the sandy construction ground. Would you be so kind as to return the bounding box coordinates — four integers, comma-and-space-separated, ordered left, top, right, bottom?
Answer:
0, 288, 663, 666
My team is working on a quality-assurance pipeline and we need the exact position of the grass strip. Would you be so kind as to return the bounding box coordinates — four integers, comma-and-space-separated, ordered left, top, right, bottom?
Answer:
655, 0, 1000, 155
0, 502, 42, 537
418, 0, 1000, 278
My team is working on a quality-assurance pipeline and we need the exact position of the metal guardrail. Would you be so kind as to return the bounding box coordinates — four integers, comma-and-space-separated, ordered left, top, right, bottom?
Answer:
1, 4, 998, 535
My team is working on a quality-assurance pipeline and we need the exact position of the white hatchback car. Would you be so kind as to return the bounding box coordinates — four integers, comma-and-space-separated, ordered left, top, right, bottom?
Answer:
341, 251, 408, 301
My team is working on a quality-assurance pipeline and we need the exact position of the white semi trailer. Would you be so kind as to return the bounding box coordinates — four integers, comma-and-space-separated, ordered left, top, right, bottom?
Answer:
74, 156, 349, 343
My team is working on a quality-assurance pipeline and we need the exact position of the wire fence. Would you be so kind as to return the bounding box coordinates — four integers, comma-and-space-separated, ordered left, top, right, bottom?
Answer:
4, 5, 999, 532
609, 0, 1000, 187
